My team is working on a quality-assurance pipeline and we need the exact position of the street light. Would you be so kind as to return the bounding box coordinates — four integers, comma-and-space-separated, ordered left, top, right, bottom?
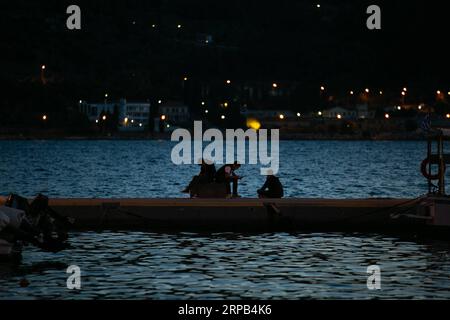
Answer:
161, 115, 166, 121
350, 91, 354, 95
337, 114, 342, 120
385, 113, 390, 119
226, 80, 231, 84
318, 111, 322, 116
272, 83, 278, 88
320, 86, 325, 91
221, 115, 226, 120
365, 88, 370, 93
205, 109, 209, 114
297, 112, 301, 117
279, 114, 285, 120
42, 115, 47, 121
102, 115, 107, 121
41, 65, 46, 70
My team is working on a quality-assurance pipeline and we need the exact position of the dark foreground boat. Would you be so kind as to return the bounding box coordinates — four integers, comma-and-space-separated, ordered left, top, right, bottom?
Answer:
0, 194, 71, 261
1, 196, 448, 238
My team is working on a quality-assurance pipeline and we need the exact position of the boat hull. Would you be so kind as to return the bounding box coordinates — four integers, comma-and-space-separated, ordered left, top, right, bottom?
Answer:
0, 197, 447, 235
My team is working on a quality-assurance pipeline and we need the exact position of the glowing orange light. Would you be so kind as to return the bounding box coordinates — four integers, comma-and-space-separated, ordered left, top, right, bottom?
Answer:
246, 118, 261, 130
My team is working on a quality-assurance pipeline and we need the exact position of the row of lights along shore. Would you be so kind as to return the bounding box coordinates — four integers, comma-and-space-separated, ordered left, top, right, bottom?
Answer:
43, 65, 449, 98
42, 108, 450, 125
45, 66, 450, 123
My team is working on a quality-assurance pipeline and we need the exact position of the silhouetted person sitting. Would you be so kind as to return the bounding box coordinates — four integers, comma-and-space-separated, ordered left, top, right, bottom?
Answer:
257, 171, 284, 198
215, 162, 241, 198
182, 159, 216, 196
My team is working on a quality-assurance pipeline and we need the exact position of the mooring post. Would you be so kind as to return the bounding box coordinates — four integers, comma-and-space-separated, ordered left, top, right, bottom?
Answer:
438, 135, 445, 195
428, 137, 432, 194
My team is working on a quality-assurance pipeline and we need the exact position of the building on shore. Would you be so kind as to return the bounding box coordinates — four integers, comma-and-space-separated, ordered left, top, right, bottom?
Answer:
322, 104, 375, 120
79, 99, 151, 131
154, 101, 190, 133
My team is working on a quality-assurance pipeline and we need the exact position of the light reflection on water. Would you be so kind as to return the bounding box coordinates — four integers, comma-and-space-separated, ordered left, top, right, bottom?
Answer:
1, 232, 450, 300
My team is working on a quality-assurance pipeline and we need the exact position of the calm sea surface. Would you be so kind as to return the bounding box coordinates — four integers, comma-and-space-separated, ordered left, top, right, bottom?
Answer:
0, 140, 449, 299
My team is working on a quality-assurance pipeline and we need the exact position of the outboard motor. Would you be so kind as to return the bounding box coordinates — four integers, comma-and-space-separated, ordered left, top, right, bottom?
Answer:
3, 194, 72, 253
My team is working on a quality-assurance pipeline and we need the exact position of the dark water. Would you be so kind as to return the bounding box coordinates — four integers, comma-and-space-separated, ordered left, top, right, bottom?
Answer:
0, 140, 435, 198
1, 140, 450, 299
1, 232, 450, 299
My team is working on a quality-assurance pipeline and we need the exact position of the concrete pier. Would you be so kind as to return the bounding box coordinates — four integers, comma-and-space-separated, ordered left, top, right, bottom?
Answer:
1, 197, 421, 232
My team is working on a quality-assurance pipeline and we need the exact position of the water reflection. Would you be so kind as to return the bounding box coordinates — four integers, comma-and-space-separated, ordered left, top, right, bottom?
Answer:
1, 231, 449, 299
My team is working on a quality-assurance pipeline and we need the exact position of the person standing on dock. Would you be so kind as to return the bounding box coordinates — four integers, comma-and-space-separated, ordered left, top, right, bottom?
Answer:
257, 170, 284, 198
215, 162, 242, 198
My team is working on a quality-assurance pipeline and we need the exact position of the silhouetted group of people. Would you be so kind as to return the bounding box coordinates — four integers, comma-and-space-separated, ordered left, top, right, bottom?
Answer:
182, 160, 283, 199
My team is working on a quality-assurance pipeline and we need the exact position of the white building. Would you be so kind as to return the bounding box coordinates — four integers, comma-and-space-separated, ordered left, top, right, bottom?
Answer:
79, 99, 151, 131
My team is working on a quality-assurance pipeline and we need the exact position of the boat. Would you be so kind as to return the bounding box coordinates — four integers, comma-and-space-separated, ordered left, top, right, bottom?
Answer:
0, 196, 448, 238
0, 194, 71, 261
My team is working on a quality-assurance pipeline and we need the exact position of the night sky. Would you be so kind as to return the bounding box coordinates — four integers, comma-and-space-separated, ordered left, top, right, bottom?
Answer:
1, 0, 450, 125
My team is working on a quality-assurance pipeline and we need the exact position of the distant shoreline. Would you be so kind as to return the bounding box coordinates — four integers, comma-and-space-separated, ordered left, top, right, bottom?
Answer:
0, 132, 426, 141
